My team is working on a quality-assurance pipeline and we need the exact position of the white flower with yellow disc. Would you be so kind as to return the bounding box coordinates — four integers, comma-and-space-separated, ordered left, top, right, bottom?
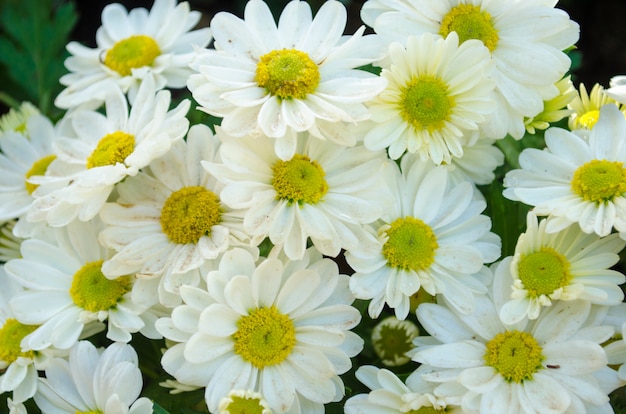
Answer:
4, 219, 161, 350
55, 0, 211, 109
155, 247, 363, 413
494, 210, 626, 325
363, 32, 496, 164
504, 104, 626, 237
28, 74, 189, 228
187, 0, 387, 160
98, 124, 249, 308
568, 81, 626, 131
361, 0, 579, 140
346, 158, 500, 320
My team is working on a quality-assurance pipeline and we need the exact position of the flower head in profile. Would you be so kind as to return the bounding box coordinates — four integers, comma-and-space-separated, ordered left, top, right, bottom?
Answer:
504, 104, 626, 237
99, 125, 249, 307
412, 294, 616, 413
346, 159, 500, 319
188, 0, 387, 160
55, 0, 211, 109
361, 0, 579, 139
204, 130, 394, 261
5, 219, 160, 350
363, 32, 495, 164
568, 81, 626, 131
156, 247, 363, 413
0, 102, 39, 135
495, 210, 626, 325
28, 75, 190, 227
33, 341, 153, 414
525, 75, 576, 134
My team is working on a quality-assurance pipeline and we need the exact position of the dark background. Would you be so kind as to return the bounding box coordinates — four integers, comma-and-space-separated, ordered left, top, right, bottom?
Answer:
70, 0, 626, 89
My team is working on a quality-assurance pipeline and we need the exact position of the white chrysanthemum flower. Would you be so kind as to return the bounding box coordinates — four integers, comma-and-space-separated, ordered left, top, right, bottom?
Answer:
346, 159, 500, 320
0, 102, 39, 135
412, 294, 615, 413
345, 365, 463, 414
504, 104, 626, 237
33, 341, 153, 414
363, 32, 495, 164
361, 0, 579, 139
28, 75, 190, 227
155, 247, 363, 413
371, 316, 419, 367
99, 124, 249, 307
203, 129, 395, 261
55, 0, 211, 109
0, 115, 62, 228
5, 219, 160, 350
187, 0, 387, 160
568, 82, 626, 131
494, 211, 625, 325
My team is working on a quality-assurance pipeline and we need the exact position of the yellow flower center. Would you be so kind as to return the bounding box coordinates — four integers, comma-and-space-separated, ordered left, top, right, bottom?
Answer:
24, 154, 56, 194
255, 49, 320, 100
0, 318, 38, 363
517, 247, 572, 297
69, 260, 132, 312
382, 217, 438, 271
571, 159, 626, 203
103, 35, 161, 77
272, 154, 328, 205
440, 4, 499, 52
233, 306, 296, 369
86, 131, 135, 169
160, 186, 222, 244
400, 76, 455, 133
577, 110, 601, 129
484, 330, 544, 383
220, 393, 269, 414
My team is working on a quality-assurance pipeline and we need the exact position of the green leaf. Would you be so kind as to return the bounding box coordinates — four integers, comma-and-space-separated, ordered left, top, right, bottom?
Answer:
0, 0, 77, 116
153, 401, 171, 414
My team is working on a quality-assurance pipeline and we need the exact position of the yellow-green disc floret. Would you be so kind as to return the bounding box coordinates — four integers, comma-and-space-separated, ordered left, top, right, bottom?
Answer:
272, 154, 328, 206
24, 154, 56, 194
382, 216, 438, 272
484, 330, 544, 383
400, 76, 455, 133
517, 247, 572, 297
70, 260, 132, 312
440, 4, 499, 52
571, 159, 626, 203
160, 186, 222, 244
255, 49, 320, 100
86, 131, 135, 169
104, 35, 161, 77
0, 318, 38, 363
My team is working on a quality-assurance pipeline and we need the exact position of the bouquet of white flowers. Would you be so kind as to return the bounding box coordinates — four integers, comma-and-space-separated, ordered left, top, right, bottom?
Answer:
1, 0, 626, 413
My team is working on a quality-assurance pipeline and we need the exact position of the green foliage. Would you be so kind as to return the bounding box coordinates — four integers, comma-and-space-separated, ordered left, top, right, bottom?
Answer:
0, 0, 77, 118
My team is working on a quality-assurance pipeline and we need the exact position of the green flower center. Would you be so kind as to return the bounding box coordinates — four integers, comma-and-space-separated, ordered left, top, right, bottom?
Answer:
577, 110, 600, 129
272, 154, 328, 205
517, 247, 572, 297
86, 131, 135, 169
382, 217, 438, 271
104, 35, 161, 77
221, 394, 267, 414
484, 330, 544, 383
160, 186, 222, 245
571, 159, 626, 203
400, 76, 455, 132
0, 318, 38, 363
255, 49, 320, 100
233, 306, 296, 369
24, 154, 56, 195
372, 317, 419, 366
440, 4, 499, 52
70, 260, 132, 312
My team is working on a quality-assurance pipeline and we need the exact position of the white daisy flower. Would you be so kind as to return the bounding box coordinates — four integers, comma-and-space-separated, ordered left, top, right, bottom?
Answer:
568, 81, 626, 131
33, 341, 152, 414
28, 74, 190, 227
361, 0, 579, 139
5, 219, 160, 350
155, 247, 363, 413
0, 114, 66, 236
346, 158, 500, 320
187, 0, 387, 160
495, 210, 626, 325
345, 365, 463, 414
363, 32, 495, 164
98, 124, 249, 308
504, 104, 626, 237
55, 0, 211, 109
412, 294, 615, 413
203, 129, 395, 261
0, 102, 39, 135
